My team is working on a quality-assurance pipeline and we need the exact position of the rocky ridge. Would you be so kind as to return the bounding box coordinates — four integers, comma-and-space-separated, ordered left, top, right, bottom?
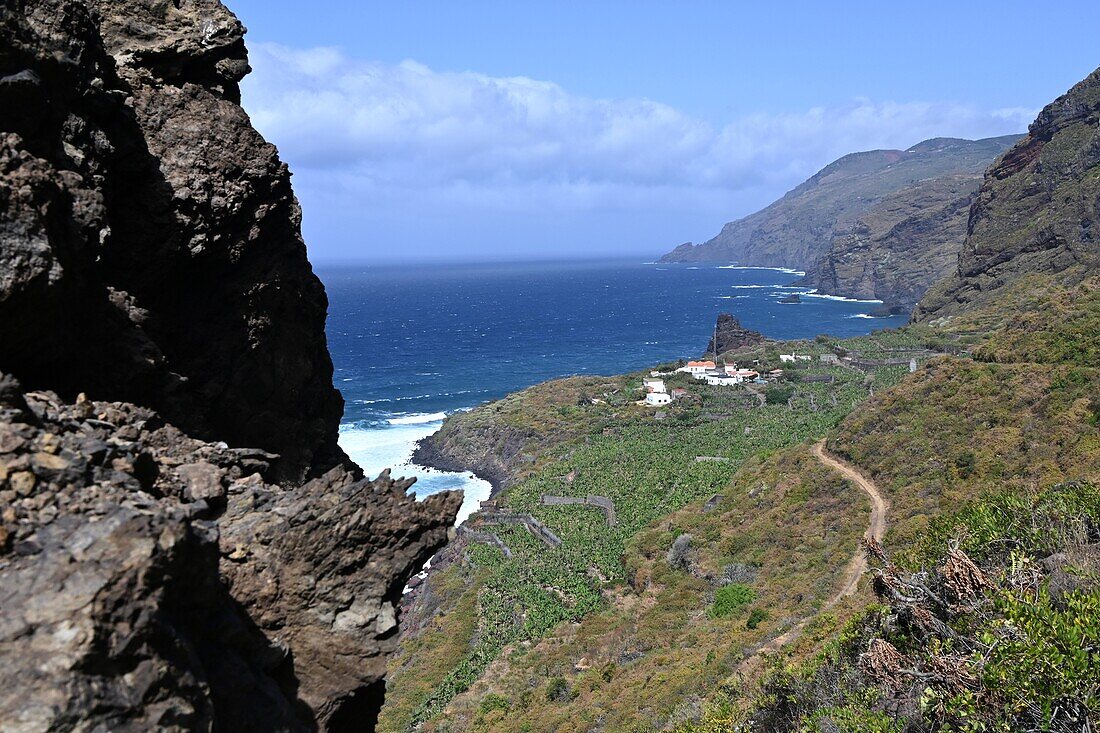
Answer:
0, 374, 460, 731
0, 0, 343, 483
0, 1, 461, 729
662, 136, 1020, 309
915, 69, 1100, 323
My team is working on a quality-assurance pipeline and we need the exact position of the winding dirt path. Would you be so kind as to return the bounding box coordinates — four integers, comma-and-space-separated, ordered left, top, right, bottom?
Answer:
733, 441, 888, 670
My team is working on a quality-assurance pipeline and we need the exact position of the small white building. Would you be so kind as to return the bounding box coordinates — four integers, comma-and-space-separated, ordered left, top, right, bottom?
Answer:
779, 354, 795, 363
677, 360, 716, 376
643, 377, 667, 393
820, 353, 840, 364
645, 391, 672, 406
797, 355, 812, 361
705, 373, 739, 386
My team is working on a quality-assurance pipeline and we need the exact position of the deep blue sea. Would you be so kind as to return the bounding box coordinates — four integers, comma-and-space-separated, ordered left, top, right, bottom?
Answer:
320, 259, 905, 521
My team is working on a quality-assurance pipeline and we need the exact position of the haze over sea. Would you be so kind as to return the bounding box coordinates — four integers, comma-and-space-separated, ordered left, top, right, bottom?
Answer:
321, 259, 905, 522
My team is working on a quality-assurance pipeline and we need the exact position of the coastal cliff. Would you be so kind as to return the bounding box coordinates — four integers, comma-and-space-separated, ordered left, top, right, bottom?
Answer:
662, 136, 1020, 309
795, 175, 980, 310
915, 68, 1100, 324
0, 1, 460, 729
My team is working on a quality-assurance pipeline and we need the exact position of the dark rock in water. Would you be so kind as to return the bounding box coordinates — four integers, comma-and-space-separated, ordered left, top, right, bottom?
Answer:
777, 293, 802, 304
0, 1, 462, 728
706, 312, 765, 356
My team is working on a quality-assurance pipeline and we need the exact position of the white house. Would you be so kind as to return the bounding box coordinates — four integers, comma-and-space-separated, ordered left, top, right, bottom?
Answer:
705, 373, 739, 386
677, 360, 716, 377
643, 378, 666, 393
645, 391, 672, 406
779, 354, 795, 363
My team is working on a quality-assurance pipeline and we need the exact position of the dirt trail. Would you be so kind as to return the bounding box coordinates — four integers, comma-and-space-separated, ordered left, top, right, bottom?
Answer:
733, 441, 888, 670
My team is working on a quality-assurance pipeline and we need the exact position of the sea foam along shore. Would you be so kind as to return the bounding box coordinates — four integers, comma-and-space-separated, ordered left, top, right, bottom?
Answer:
717, 264, 807, 276
338, 414, 491, 525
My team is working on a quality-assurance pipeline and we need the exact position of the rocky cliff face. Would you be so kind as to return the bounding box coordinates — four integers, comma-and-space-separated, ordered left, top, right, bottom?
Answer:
706, 312, 765, 357
663, 136, 1020, 270
915, 69, 1100, 324
0, 0, 342, 483
0, 1, 461, 730
797, 175, 981, 310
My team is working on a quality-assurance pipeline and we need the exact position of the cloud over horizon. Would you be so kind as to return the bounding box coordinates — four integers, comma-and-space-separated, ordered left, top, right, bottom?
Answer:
241, 43, 1036, 260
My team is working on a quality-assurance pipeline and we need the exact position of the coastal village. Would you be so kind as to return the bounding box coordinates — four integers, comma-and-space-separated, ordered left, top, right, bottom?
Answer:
638, 348, 917, 407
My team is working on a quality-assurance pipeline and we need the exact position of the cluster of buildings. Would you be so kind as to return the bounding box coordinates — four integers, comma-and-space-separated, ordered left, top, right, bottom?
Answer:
641, 357, 789, 406
676, 360, 765, 387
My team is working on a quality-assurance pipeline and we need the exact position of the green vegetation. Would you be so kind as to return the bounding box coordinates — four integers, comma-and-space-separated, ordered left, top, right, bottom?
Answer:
745, 608, 768, 630
735, 481, 1100, 733
764, 386, 794, 405
383, 299, 1097, 733
973, 278, 1100, 366
828, 356, 1100, 549
710, 583, 755, 618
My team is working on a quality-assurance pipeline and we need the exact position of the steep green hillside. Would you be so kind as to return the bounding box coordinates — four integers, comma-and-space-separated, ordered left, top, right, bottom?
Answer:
383, 335, 934, 732
386, 70, 1100, 733
661, 136, 1019, 279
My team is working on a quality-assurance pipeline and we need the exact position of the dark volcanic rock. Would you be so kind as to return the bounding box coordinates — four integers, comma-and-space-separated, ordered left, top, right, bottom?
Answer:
660, 136, 1020, 279
706, 313, 765, 357
915, 68, 1100, 323
0, 376, 461, 731
0, 0, 342, 483
0, 1, 463, 729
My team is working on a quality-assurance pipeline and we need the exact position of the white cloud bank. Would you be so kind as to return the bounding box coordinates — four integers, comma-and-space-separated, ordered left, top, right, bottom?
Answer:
240, 43, 1036, 259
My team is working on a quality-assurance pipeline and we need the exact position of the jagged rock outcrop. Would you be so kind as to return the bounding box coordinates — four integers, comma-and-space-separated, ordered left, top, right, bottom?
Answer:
0, 1, 462, 730
0, 375, 461, 731
706, 312, 764, 357
0, 0, 343, 483
915, 68, 1100, 323
661, 136, 1020, 291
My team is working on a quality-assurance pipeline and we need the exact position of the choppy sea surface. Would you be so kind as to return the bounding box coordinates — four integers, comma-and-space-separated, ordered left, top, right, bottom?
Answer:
320, 259, 905, 522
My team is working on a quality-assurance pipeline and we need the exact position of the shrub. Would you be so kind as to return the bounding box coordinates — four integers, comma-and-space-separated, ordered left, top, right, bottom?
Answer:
478, 694, 510, 714
765, 386, 794, 405
666, 534, 692, 570
954, 450, 975, 478
545, 676, 571, 702
745, 608, 768, 629
711, 583, 755, 618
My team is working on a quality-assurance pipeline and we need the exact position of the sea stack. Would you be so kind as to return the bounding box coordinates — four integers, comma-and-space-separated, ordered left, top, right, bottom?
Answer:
706, 313, 765, 357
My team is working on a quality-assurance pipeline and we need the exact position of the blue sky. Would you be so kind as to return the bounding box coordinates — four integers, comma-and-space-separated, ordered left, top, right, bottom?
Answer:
231, 1, 1100, 263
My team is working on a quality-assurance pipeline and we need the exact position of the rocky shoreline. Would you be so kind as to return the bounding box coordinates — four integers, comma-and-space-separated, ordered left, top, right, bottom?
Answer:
411, 425, 521, 497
